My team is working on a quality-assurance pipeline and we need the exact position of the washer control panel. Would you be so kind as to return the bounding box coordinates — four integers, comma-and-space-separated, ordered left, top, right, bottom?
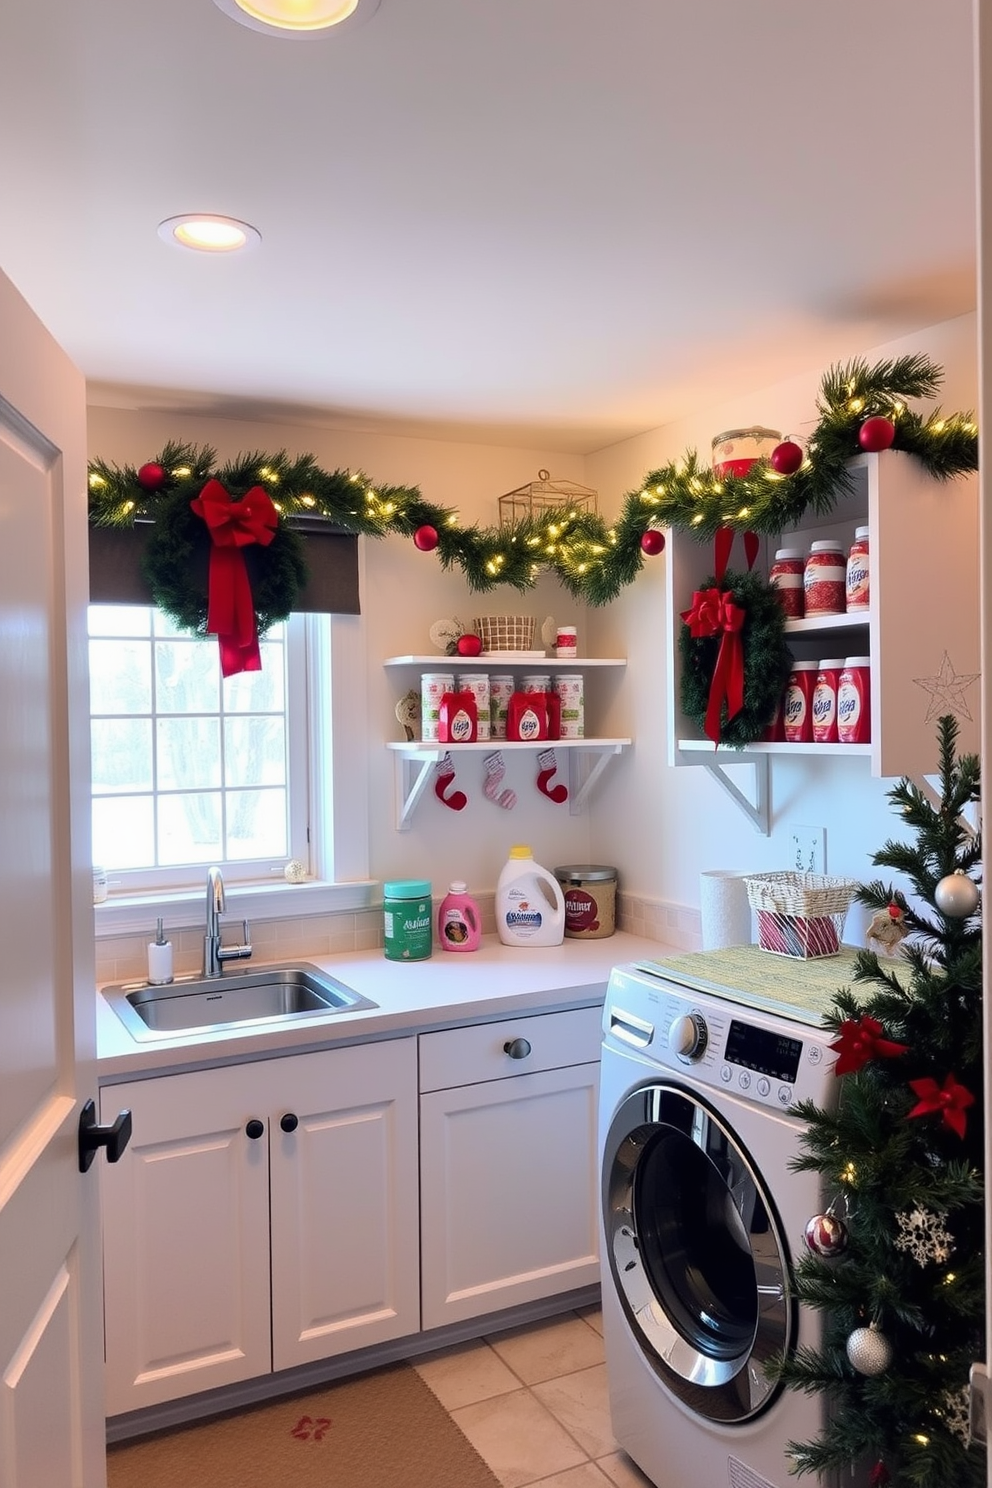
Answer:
605, 964, 836, 1111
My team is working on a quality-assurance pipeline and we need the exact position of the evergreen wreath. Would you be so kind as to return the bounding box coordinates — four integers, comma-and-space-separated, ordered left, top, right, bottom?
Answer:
143, 483, 308, 635
87, 354, 978, 627
678, 568, 794, 746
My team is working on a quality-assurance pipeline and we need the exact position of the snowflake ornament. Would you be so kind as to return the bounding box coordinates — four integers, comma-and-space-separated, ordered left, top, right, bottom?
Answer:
893, 1207, 955, 1265
938, 1385, 971, 1446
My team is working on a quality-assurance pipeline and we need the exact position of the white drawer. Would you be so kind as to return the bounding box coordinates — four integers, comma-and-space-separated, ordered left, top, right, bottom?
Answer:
419, 1006, 602, 1092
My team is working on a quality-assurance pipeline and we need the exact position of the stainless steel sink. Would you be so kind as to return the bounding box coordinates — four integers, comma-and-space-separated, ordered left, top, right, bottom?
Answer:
102, 961, 378, 1041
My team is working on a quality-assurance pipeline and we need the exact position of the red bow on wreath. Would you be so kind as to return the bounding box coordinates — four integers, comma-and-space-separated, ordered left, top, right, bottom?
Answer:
190, 479, 278, 677
680, 526, 758, 746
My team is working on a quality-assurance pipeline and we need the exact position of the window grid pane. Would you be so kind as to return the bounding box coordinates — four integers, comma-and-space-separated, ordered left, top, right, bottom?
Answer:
90, 608, 292, 879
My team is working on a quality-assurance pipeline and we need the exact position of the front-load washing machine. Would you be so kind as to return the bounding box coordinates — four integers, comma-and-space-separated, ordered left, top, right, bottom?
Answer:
599, 956, 841, 1488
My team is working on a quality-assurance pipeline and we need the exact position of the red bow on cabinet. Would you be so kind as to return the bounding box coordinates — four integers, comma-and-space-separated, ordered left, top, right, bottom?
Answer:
190, 479, 278, 676
679, 525, 756, 746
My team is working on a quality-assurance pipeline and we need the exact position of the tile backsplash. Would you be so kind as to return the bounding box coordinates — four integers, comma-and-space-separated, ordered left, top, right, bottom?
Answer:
95, 890, 700, 984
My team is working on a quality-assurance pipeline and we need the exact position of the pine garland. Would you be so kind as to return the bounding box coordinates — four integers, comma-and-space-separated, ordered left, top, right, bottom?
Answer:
768, 716, 985, 1488
87, 355, 978, 626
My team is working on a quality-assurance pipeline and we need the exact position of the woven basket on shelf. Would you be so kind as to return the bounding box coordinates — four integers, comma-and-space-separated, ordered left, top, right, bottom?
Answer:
473, 615, 536, 652
743, 871, 859, 960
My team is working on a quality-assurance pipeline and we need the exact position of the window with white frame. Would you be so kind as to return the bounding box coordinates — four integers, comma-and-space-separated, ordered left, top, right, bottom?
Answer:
88, 604, 311, 893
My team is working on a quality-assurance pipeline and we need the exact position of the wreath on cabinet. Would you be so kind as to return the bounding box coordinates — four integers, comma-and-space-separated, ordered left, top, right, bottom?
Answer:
86, 354, 978, 654
678, 535, 795, 748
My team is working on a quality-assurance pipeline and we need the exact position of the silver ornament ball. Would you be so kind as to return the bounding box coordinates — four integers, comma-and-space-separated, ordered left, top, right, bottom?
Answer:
846, 1324, 893, 1376
284, 858, 308, 884
803, 1212, 848, 1257
934, 871, 980, 919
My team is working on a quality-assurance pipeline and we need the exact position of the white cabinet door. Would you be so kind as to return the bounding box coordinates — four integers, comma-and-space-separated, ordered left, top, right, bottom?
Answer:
268, 1038, 420, 1371
420, 1061, 601, 1330
101, 1064, 271, 1416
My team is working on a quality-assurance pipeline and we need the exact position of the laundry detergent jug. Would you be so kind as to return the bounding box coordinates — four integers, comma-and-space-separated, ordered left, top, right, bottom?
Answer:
495, 845, 566, 947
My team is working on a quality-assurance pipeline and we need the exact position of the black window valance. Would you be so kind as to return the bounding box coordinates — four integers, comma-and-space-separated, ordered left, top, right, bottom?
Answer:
88, 517, 360, 615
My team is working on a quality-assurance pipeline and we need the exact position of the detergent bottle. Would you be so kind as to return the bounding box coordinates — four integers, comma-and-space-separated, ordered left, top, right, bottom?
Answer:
437, 881, 482, 952
495, 845, 566, 947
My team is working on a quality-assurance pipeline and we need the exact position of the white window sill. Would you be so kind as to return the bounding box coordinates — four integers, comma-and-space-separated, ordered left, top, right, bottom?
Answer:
93, 878, 379, 939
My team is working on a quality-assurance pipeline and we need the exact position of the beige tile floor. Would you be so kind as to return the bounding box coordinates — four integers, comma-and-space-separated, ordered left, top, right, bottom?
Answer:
411, 1307, 656, 1488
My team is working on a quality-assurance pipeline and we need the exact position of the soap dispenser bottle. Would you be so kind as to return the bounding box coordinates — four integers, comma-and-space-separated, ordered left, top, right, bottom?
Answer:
147, 917, 174, 985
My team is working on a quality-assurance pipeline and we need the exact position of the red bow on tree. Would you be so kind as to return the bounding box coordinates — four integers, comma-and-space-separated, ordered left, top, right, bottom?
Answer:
829, 1015, 908, 1076
907, 1072, 975, 1139
190, 479, 278, 677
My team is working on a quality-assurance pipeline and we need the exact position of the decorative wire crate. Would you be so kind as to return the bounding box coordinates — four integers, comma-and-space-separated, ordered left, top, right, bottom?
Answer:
743, 871, 860, 960
472, 615, 536, 652
498, 469, 599, 525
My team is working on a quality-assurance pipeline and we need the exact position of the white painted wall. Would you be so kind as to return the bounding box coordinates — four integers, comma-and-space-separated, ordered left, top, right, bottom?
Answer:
88, 308, 977, 923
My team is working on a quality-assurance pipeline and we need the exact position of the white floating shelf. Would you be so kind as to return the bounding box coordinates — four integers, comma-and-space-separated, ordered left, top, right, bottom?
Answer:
384, 655, 627, 667
676, 739, 872, 757
386, 739, 631, 830
783, 613, 870, 635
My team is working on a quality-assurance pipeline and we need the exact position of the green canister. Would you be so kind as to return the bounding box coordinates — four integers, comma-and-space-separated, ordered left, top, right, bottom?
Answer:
383, 879, 433, 961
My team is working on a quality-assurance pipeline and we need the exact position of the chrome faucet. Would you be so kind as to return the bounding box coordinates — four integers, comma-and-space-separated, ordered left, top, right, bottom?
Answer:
203, 866, 253, 977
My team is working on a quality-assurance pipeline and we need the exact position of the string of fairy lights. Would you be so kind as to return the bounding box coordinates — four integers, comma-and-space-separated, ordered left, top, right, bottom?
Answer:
87, 354, 978, 623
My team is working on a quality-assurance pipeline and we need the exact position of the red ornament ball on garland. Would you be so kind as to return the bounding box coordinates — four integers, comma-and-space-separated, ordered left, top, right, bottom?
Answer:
137, 462, 167, 492
413, 524, 439, 552
769, 440, 804, 476
858, 416, 896, 453
456, 633, 483, 657
640, 529, 666, 556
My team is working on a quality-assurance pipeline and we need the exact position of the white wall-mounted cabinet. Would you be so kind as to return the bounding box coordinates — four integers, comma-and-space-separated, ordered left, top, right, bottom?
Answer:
666, 450, 980, 831
418, 1007, 602, 1329
384, 655, 630, 828
100, 1038, 419, 1417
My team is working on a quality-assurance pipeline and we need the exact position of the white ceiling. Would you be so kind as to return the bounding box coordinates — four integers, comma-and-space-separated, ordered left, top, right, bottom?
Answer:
0, 0, 977, 454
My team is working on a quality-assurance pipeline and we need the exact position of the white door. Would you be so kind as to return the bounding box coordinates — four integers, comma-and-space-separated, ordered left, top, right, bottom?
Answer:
0, 267, 106, 1486
979, 6, 992, 1486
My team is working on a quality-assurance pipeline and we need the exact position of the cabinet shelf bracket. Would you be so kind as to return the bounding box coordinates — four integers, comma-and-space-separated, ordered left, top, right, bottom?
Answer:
696, 755, 770, 835
394, 750, 441, 831
566, 742, 627, 815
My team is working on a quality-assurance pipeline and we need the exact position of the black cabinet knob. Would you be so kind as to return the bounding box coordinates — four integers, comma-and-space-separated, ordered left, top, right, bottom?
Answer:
503, 1037, 532, 1060
245, 1118, 265, 1140
280, 1112, 299, 1133
78, 1099, 132, 1173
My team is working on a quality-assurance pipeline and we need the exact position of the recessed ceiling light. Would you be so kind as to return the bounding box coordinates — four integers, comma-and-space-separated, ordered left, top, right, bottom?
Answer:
212, 0, 380, 38
158, 215, 261, 253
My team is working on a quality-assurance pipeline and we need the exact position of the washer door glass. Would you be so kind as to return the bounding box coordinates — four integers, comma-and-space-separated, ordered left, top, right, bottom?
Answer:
603, 1081, 794, 1423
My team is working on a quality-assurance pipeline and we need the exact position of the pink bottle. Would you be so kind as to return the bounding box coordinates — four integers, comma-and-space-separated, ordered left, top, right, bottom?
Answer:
437, 881, 482, 952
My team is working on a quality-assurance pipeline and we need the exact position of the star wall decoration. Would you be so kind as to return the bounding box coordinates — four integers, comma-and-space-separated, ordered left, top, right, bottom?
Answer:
913, 651, 980, 723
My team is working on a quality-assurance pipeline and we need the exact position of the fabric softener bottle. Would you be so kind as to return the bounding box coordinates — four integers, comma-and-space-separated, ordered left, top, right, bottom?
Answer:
437, 881, 482, 952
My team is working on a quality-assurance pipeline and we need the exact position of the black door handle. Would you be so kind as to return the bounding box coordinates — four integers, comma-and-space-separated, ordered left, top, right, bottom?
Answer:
78, 1099, 132, 1173
245, 1118, 265, 1140
280, 1113, 299, 1133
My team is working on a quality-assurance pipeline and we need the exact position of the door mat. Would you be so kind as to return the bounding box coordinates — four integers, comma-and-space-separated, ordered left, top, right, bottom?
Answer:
107, 1361, 502, 1488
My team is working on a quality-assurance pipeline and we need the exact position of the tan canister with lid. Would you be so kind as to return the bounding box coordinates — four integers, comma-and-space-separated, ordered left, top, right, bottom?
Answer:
553, 864, 618, 939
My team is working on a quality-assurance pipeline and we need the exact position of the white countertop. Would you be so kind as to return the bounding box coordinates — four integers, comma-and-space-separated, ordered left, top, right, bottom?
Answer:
96, 931, 677, 1081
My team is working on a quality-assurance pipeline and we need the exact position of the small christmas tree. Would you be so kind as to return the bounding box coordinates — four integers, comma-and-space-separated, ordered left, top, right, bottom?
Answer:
771, 714, 985, 1488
